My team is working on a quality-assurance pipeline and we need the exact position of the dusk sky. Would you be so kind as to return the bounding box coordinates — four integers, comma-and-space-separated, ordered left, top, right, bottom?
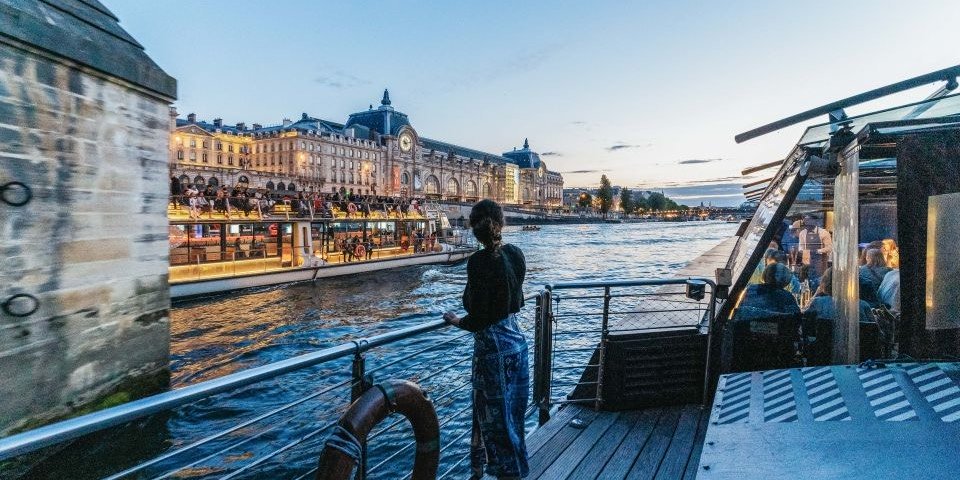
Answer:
109, 1, 960, 205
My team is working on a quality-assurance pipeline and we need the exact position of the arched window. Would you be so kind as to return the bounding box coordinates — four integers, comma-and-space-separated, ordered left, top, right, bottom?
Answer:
194, 175, 205, 185
208, 177, 219, 188
466, 180, 478, 196
446, 177, 460, 195
425, 175, 440, 194
266, 181, 275, 190
178, 174, 190, 185
401, 172, 410, 185
482, 182, 491, 197
277, 182, 286, 191
287, 183, 296, 191
238, 175, 249, 184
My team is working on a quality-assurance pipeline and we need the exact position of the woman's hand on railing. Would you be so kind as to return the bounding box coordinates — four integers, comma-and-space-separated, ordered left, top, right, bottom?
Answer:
442, 311, 462, 328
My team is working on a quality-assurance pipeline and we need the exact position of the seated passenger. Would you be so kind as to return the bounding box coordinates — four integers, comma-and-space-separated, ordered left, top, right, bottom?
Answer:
804, 268, 875, 323
877, 269, 900, 315
858, 248, 891, 308
738, 263, 801, 319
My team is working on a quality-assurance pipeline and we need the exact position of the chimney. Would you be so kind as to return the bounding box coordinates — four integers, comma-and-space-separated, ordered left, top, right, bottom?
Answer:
252, 123, 262, 130
302, 112, 309, 120
236, 122, 246, 131
187, 113, 196, 123
282, 118, 292, 127
213, 118, 223, 128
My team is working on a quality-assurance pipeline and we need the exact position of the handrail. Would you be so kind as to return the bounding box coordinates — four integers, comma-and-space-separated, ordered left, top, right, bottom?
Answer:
547, 276, 717, 291
0, 318, 451, 461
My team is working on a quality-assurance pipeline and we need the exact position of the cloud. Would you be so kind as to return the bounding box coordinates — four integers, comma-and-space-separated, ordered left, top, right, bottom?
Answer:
540, 151, 562, 157
562, 169, 608, 174
606, 142, 653, 152
315, 71, 370, 89
677, 158, 723, 165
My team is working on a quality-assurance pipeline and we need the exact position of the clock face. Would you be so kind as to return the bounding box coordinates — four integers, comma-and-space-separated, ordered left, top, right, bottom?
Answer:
538, 165, 545, 178
399, 133, 413, 152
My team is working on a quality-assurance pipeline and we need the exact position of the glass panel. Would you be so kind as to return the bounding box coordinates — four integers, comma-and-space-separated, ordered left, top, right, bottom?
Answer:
726, 147, 809, 298
833, 146, 861, 363
798, 93, 960, 146
926, 192, 960, 330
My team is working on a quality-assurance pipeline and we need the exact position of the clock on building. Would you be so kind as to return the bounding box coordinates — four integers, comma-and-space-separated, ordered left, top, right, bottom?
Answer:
538, 164, 545, 178
399, 133, 413, 152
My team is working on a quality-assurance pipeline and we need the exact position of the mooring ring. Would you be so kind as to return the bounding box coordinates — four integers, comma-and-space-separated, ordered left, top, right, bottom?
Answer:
0, 181, 32, 207
2, 293, 39, 317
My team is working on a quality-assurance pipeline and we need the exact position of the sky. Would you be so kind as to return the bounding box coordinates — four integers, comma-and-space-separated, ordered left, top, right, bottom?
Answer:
108, 1, 960, 206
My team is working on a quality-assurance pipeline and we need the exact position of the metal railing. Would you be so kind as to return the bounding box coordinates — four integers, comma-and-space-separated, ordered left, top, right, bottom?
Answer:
0, 296, 540, 479
168, 194, 430, 222
532, 277, 718, 424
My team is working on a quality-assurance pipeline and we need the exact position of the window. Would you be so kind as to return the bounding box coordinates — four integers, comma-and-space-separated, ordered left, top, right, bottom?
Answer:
189, 138, 196, 148
202, 153, 208, 163
301, 141, 306, 149
350, 161, 354, 169
340, 159, 345, 167
228, 155, 234, 166
349, 172, 354, 184
349, 149, 354, 158
228, 144, 234, 153
215, 141, 222, 151
189, 151, 196, 161
340, 147, 345, 155
216, 154, 221, 164
176, 149, 184, 160
402, 172, 409, 185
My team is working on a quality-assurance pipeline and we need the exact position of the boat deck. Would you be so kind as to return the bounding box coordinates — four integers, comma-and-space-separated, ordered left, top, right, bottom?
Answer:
516, 404, 709, 479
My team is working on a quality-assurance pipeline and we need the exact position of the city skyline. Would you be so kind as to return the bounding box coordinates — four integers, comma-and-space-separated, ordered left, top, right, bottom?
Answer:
109, 1, 960, 205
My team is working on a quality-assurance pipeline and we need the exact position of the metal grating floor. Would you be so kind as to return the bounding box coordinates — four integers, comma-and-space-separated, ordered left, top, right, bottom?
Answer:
699, 362, 960, 479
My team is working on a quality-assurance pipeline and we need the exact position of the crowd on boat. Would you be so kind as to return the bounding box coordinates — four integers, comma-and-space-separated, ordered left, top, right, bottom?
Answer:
735, 213, 901, 363
169, 177, 428, 221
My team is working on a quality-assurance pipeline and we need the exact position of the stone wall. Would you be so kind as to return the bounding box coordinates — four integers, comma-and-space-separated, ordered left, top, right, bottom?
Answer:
0, 43, 172, 434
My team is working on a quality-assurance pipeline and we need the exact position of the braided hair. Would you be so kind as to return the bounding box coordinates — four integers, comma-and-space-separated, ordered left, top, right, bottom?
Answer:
469, 199, 504, 250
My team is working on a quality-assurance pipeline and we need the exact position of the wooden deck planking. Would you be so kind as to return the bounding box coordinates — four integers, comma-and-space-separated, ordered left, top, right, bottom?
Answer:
680, 403, 711, 480
524, 405, 708, 480
537, 412, 621, 479
565, 411, 644, 479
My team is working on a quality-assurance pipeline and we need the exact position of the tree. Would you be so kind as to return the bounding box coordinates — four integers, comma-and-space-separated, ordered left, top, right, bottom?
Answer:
647, 191, 667, 211
577, 192, 593, 209
597, 175, 614, 218
620, 188, 634, 216
634, 194, 649, 213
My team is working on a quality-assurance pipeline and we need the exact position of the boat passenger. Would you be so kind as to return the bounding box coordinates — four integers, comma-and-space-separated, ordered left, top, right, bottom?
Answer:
878, 269, 901, 315
796, 214, 832, 290
443, 199, 529, 479
804, 267, 876, 323
737, 263, 801, 319
859, 249, 891, 308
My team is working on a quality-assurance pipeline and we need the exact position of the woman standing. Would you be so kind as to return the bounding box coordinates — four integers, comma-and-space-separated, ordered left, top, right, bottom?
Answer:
444, 200, 529, 479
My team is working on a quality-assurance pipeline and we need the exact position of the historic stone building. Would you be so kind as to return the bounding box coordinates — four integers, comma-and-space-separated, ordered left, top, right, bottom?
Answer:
169, 90, 564, 208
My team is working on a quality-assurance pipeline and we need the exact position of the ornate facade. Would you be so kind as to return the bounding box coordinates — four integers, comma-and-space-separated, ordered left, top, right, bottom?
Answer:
169, 90, 563, 207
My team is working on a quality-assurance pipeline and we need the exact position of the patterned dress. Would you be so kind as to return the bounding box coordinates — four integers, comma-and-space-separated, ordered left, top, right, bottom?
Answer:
470, 314, 529, 478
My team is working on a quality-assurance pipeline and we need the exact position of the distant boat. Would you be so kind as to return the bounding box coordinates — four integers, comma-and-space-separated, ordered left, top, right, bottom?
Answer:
725, 215, 740, 223
522, 225, 541, 231
604, 218, 623, 224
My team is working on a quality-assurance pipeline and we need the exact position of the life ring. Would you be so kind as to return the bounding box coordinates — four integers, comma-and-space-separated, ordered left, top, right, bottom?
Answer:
354, 244, 366, 258
317, 379, 439, 480
347, 202, 358, 215
400, 239, 410, 251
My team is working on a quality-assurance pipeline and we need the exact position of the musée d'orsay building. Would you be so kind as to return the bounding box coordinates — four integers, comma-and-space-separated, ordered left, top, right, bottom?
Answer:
169, 90, 564, 207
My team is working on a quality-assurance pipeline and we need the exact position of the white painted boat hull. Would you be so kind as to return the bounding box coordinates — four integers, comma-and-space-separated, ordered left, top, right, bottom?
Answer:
171, 249, 473, 300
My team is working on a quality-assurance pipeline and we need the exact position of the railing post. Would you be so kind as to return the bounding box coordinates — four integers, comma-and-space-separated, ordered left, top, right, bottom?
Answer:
534, 289, 553, 425
702, 284, 718, 407
595, 286, 612, 410
351, 342, 368, 480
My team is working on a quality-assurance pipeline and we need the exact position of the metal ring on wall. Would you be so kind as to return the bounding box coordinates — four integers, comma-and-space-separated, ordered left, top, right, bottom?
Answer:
1, 181, 32, 207
2, 293, 39, 317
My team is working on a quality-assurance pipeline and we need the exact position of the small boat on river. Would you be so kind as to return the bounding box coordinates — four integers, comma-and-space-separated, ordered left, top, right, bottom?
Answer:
521, 225, 541, 231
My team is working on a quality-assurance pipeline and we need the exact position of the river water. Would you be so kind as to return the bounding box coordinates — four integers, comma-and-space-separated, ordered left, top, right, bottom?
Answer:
33, 221, 736, 479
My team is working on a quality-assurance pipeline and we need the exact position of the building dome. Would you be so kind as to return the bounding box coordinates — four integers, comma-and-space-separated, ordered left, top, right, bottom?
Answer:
502, 138, 543, 169
344, 89, 412, 137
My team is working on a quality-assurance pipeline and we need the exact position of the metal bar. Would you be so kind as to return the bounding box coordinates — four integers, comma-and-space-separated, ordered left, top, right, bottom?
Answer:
742, 176, 773, 189
107, 377, 353, 479
218, 419, 338, 480
0, 319, 452, 461
734, 64, 960, 143
547, 277, 716, 291
703, 291, 718, 407
351, 349, 368, 480
367, 403, 473, 474
741, 159, 785, 176
596, 286, 611, 409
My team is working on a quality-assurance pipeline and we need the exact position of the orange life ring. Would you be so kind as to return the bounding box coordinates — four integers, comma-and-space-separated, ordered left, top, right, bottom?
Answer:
317, 379, 439, 480
354, 244, 366, 258
400, 239, 410, 251
347, 202, 358, 214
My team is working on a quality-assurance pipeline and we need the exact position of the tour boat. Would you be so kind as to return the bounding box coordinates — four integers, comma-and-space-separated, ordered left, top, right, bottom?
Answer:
167, 198, 474, 299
